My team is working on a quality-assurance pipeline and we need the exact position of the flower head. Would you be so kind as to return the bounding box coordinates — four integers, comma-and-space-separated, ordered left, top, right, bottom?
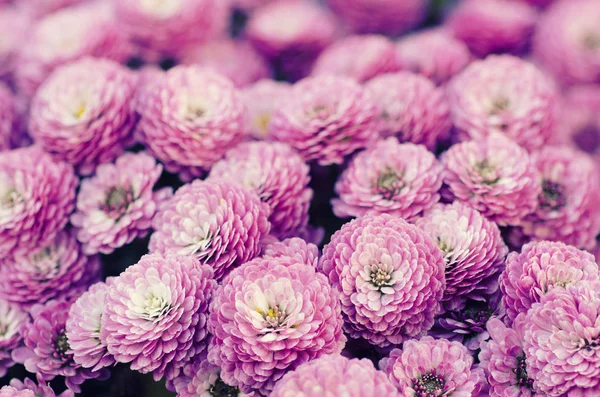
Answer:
262, 237, 319, 268
0, 7, 29, 81
4, 375, 74, 397
19, 0, 86, 19
176, 357, 249, 397
241, 80, 291, 140
0, 300, 28, 377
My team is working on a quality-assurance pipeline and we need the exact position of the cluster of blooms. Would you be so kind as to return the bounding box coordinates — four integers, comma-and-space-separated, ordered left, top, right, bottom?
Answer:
1, 0, 600, 396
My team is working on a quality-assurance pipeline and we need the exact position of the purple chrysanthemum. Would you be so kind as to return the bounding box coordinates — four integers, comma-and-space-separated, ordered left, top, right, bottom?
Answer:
533, 0, 600, 86
135, 65, 247, 181
0, 231, 101, 308
208, 257, 346, 395
0, 146, 78, 257
15, 3, 131, 98
246, 1, 338, 81
269, 74, 379, 165
241, 79, 291, 140
380, 336, 484, 396
332, 138, 442, 221
325, 0, 427, 36
208, 141, 312, 239
523, 282, 600, 396
499, 240, 600, 325
441, 133, 541, 226
446, 55, 559, 151
311, 35, 402, 83
262, 237, 319, 268
319, 214, 446, 347
0, 7, 29, 82
0, 300, 28, 377
65, 281, 114, 372
396, 28, 472, 85
4, 375, 74, 397
176, 357, 249, 397
365, 72, 451, 150
149, 179, 271, 281
271, 355, 399, 397
12, 299, 109, 392
479, 316, 536, 397
415, 202, 508, 309
447, 0, 538, 57
70, 152, 172, 255
521, 146, 600, 249
0, 83, 16, 152
102, 254, 216, 381
30, 57, 137, 175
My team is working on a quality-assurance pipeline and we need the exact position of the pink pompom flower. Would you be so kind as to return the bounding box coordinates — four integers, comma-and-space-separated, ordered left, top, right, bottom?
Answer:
17, 0, 85, 19
4, 375, 74, 397
175, 356, 250, 397
0, 7, 30, 82
241, 79, 291, 140
0, 300, 28, 377
262, 237, 319, 268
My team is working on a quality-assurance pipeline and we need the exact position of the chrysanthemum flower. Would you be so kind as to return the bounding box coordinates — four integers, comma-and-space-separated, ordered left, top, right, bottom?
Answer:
0, 146, 78, 257
499, 240, 600, 325
533, 0, 600, 85
12, 300, 108, 392
241, 79, 291, 140
135, 65, 247, 181
66, 281, 114, 372
441, 133, 541, 226
380, 336, 484, 396
0, 83, 16, 152
102, 254, 216, 381
271, 355, 399, 397
332, 138, 442, 221
0, 7, 29, 82
312, 35, 402, 83
365, 72, 451, 149
18, 0, 85, 19
0, 300, 28, 377
208, 257, 346, 395
269, 75, 379, 165
149, 180, 271, 281
521, 146, 600, 249
262, 237, 319, 268
4, 375, 74, 397
446, 55, 559, 151
246, 1, 338, 81
0, 231, 101, 308
415, 202, 508, 309
70, 152, 171, 255
447, 0, 538, 57
522, 282, 600, 396
208, 142, 312, 239
396, 29, 472, 85
319, 214, 446, 347
325, 0, 427, 35
176, 357, 249, 397
15, 3, 131, 98
29, 57, 137, 175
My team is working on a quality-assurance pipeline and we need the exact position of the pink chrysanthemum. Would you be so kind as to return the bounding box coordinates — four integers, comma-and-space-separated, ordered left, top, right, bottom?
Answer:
0, 146, 78, 258
269, 75, 380, 165
262, 237, 319, 268
65, 281, 114, 372
70, 152, 172, 255
365, 72, 451, 149
149, 179, 271, 281
0, 7, 29, 82
208, 141, 312, 239
441, 133, 541, 226
446, 55, 559, 151
113, 0, 228, 59
246, 1, 338, 81
332, 138, 442, 221
102, 254, 216, 381
499, 240, 600, 325
447, 0, 538, 57
319, 214, 446, 347
521, 146, 600, 249
208, 257, 346, 395
15, 3, 131, 98
533, 0, 600, 86
523, 282, 600, 396
325, 0, 427, 35
396, 28, 472, 85
415, 202, 508, 309
30, 57, 137, 175
4, 375, 74, 397
0, 231, 101, 308
176, 357, 249, 397
0, 83, 16, 152
0, 300, 28, 377
241, 79, 291, 140
180, 39, 271, 88
380, 336, 484, 397
271, 355, 399, 397
479, 316, 536, 396
312, 35, 403, 83
135, 65, 247, 181
18, 0, 85, 19
12, 300, 109, 392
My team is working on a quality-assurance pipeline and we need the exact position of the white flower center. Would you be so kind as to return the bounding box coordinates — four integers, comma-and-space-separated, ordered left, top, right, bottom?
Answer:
359, 262, 399, 294
139, 0, 182, 18
130, 282, 172, 322
0, 172, 22, 223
